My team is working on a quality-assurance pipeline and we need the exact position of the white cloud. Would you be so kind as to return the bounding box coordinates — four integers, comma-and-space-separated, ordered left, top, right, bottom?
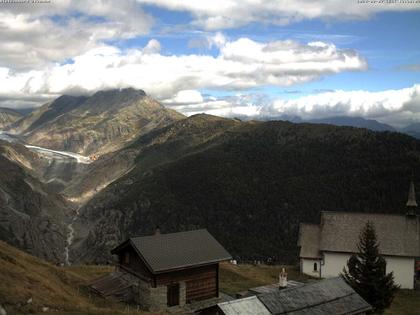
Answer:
162, 90, 204, 105
0, 37, 366, 108
143, 39, 161, 54
136, 0, 420, 30
169, 98, 262, 117
265, 85, 420, 127
0, 1, 153, 70
165, 91, 267, 117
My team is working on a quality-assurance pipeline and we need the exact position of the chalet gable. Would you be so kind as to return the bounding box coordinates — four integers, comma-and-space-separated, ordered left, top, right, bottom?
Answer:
111, 229, 232, 274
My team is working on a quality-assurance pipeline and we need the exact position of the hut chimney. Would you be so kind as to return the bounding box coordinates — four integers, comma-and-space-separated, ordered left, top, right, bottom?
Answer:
155, 225, 161, 235
406, 177, 418, 216
279, 268, 288, 289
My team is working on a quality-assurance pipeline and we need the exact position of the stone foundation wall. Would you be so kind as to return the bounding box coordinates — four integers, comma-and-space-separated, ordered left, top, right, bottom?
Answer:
137, 280, 187, 311
137, 280, 167, 311
149, 285, 168, 311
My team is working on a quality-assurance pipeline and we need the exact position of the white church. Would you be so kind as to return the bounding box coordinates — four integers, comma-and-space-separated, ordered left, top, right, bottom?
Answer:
298, 180, 420, 289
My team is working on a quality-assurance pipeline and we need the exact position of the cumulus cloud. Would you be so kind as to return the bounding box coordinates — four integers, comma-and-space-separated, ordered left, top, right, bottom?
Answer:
0, 37, 366, 108
162, 90, 204, 105
165, 91, 269, 117
0, 0, 153, 70
265, 85, 420, 127
143, 39, 162, 54
136, 0, 420, 30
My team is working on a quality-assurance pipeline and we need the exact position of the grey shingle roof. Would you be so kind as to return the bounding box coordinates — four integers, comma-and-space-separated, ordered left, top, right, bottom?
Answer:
258, 277, 372, 315
320, 212, 420, 257
299, 211, 420, 258
113, 229, 231, 273
218, 296, 271, 315
298, 224, 321, 259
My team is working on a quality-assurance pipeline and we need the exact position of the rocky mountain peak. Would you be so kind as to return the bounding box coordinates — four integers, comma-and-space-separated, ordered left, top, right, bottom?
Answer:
91, 87, 146, 100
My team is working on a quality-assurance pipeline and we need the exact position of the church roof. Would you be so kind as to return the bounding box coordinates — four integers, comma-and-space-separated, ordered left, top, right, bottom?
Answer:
297, 224, 321, 259
299, 211, 420, 258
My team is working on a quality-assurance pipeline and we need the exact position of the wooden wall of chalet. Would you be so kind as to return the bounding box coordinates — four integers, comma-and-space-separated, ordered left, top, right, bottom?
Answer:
117, 245, 220, 303
118, 246, 152, 280
155, 264, 219, 303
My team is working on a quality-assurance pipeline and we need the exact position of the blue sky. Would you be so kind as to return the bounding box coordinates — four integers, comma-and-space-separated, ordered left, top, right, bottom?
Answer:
0, 1, 419, 126
139, 8, 420, 93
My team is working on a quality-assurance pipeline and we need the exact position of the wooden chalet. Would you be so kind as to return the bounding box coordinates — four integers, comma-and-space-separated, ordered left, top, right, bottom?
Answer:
109, 228, 232, 311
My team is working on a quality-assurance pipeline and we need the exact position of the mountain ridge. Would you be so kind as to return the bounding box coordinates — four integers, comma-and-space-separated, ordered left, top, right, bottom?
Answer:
9, 88, 185, 156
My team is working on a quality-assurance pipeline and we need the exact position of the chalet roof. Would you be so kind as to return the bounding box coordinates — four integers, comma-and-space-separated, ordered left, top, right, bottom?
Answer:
297, 224, 321, 259
218, 296, 271, 315
111, 229, 232, 273
299, 211, 420, 258
258, 277, 372, 315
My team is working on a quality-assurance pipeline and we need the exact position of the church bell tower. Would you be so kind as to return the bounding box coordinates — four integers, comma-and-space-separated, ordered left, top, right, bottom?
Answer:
406, 177, 418, 216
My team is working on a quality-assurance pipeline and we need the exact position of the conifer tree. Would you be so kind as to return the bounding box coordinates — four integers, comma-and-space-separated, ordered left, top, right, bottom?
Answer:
342, 221, 399, 314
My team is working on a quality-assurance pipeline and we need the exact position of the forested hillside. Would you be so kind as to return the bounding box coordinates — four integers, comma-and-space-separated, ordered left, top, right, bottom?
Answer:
73, 118, 420, 263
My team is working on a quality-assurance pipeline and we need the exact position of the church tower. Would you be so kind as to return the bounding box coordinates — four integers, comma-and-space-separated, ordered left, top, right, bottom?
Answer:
406, 177, 418, 215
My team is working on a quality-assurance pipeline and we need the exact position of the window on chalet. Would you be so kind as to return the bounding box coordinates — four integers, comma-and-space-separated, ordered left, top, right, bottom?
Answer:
313, 262, 318, 272
124, 252, 130, 264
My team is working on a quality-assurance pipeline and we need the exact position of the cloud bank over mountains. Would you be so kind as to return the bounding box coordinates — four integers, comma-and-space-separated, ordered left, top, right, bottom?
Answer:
0, 37, 366, 105
168, 85, 420, 128
0, 0, 419, 127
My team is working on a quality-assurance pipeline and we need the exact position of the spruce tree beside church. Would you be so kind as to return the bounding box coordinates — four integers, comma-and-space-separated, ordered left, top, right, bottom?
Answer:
342, 221, 399, 314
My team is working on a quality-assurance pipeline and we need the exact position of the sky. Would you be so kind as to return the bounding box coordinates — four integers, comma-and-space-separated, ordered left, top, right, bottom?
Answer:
0, 0, 419, 127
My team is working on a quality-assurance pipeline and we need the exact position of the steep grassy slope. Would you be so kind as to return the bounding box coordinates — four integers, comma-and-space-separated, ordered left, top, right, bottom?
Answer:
0, 108, 22, 129
14, 88, 184, 156
0, 241, 157, 315
73, 119, 420, 263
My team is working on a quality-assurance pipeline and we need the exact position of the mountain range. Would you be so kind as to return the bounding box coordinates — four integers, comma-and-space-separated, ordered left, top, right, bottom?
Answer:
7, 88, 184, 156
0, 108, 22, 129
1, 88, 420, 265
237, 114, 420, 138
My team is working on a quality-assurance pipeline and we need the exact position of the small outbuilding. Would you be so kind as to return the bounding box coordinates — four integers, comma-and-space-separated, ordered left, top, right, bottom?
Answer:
109, 228, 232, 311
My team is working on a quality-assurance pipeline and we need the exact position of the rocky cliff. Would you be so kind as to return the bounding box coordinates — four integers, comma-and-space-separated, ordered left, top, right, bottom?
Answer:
0, 141, 72, 262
